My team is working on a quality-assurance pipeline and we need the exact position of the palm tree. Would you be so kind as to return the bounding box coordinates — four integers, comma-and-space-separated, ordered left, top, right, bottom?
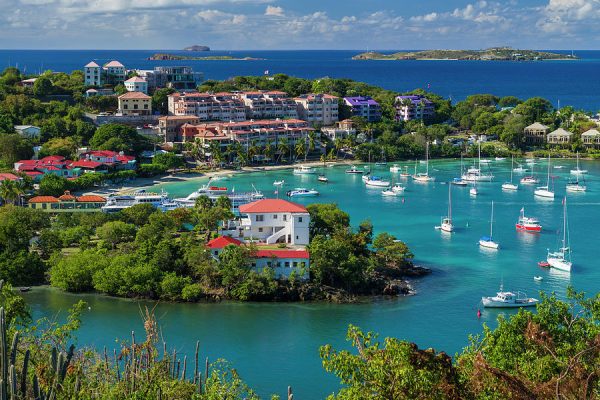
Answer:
248, 140, 260, 165
295, 140, 306, 161
308, 131, 317, 154
208, 141, 222, 168
277, 138, 290, 163
264, 140, 274, 164
0, 180, 22, 205
191, 138, 205, 162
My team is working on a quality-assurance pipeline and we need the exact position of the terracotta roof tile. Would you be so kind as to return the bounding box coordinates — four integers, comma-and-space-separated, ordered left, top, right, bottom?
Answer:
207, 236, 243, 249
239, 199, 308, 214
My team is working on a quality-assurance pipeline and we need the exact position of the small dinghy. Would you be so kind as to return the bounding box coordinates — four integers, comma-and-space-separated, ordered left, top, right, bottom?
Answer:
534, 276, 543, 282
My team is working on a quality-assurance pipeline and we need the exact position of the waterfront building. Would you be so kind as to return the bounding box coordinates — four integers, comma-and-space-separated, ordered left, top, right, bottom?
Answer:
343, 96, 382, 122
84, 61, 102, 86
27, 191, 106, 213
238, 91, 299, 120
124, 77, 148, 94
582, 128, 600, 149
206, 235, 309, 280
13, 125, 40, 139
523, 122, 550, 145
136, 66, 204, 91
394, 95, 434, 121
118, 92, 152, 116
321, 119, 357, 140
158, 115, 201, 143
237, 199, 310, 245
14, 156, 81, 181
547, 128, 573, 145
294, 94, 339, 126
167, 92, 246, 122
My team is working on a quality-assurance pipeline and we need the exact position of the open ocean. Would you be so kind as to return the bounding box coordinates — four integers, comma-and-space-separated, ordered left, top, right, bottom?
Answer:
1, 49, 599, 110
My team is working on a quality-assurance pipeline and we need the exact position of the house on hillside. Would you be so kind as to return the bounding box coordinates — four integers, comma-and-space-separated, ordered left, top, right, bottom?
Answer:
523, 122, 549, 145
547, 128, 573, 145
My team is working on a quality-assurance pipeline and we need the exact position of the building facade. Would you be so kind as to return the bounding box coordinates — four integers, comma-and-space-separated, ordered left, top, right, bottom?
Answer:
124, 77, 148, 94
394, 95, 434, 122
84, 61, 102, 86
118, 92, 152, 116
136, 66, 204, 91
344, 96, 382, 122
582, 129, 600, 149
547, 128, 573, 145
523, 122, 550, 145
321, 119, 357, 140
294, 94, 339, 126
238, 91, 299, 120
28, 191, 106, 213
158, 116, 201, 142
167, 92, 246, 121
83, 60, 126, 86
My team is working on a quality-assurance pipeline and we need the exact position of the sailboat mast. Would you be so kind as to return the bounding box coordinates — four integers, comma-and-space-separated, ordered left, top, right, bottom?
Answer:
490, 201, 494, 238
547, 154, 551, 187
426, 142, 429, 175
448, 184, 452, 220
510, 156, 514, 183
563, 197, 567, 250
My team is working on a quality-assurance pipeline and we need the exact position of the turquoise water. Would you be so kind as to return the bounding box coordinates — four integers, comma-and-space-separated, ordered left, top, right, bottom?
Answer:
23, 158, 600, 399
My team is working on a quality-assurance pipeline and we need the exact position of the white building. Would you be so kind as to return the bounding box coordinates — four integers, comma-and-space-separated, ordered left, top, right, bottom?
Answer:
321, 119, 356, 140
14, 125, 41, 139
84, 61, 102, 86
124, 77, 148, 94
238, 199, 310, 245
294, 94, 339, 126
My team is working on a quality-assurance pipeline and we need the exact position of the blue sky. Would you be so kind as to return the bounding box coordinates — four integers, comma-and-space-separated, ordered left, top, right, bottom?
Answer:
0, 0, 597, 49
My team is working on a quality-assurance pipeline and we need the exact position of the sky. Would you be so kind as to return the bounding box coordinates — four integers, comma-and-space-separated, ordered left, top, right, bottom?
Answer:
0, 0, 598, 50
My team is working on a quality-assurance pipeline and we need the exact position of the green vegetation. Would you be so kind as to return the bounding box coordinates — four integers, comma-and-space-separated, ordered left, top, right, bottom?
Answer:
148, 53, 262, 61
353, 47, 578, 61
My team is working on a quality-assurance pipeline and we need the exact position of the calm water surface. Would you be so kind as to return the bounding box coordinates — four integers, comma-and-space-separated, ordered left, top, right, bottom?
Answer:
1, 49, 600, 110
23, 158, 600, 399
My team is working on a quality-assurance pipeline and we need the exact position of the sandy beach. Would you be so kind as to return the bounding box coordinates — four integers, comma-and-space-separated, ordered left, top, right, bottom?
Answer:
82, 159, 355, 196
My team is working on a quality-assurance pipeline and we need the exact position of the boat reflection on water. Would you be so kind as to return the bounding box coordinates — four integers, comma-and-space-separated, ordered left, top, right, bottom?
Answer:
548, 267, 571, 282
516, 230, 541, 246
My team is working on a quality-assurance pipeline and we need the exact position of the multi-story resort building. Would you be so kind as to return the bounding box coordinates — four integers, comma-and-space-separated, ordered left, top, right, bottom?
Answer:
394, 95, 434, 121
118, 92, 152, 116
294, 94, 339, 126
181, 119, 314, 151
84, 60, 127, 86
207, 199, 311, 280
124, 77, 148, 94
167, 92, 247, 122
158, 116, 201, 143
321, 119, 357, 140
135, 66, 204, 91
582, 128, 600, 149
344, 96, 382, 122
238, 91, 299, 120
523, 122, 550, 145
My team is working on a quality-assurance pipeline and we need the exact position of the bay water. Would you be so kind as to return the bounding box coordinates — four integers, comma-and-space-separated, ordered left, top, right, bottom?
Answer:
23, 158, 600, 398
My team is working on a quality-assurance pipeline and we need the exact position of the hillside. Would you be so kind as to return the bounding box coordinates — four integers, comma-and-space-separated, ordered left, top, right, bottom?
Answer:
352, 47, 577, 61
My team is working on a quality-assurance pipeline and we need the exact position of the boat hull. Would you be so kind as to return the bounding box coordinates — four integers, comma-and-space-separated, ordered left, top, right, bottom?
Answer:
516, 223, 541, 232
534, 189, 554, 199
547, 257, 572, 272
502, 183, 518, 190
479, 240, 499, 249
482, 298, 538, 308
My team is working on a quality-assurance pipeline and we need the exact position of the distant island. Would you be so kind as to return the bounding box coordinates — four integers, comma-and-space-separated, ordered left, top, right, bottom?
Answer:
183, 45, 210, 51
352, 47, 577, 61
148, 53, 265, 61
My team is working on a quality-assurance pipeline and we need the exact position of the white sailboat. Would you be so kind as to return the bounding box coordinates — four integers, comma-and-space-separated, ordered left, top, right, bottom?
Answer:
570, 152, 588, 175
547, 197, 572, 272
436, 184, 453, 232
462, 142, 493, 182
520, 160, 538, 184
413, 142, 435, 182
534, 154, 554, 199
502, 156, 519, 191
452, 154, 468, 186
479, 201, 499, 249
566, 173, 587, 192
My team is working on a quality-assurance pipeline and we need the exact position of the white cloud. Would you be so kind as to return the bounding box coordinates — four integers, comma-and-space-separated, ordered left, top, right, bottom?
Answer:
265, 5, 284, 16
410, 12, 438, 22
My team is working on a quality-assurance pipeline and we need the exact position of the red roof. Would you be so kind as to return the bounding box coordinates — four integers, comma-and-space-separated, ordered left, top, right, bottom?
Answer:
0, 173, 21, 181
207, 236, 243, 249
28, 196, 59, 203
70, 160, 103, 169
77, 195, 106, 202
255, 249, 310, 259
24, 171, 43, 177
41, 156, 65, 162
239, 199, 308, 214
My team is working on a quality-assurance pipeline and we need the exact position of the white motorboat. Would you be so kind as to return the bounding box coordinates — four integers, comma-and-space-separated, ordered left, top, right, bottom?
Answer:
534, 154, 554, 199
365, 176, 391, 187
479, 201, 499, 249
293, 165, 316, 175
175, 185, 264, 210
102, 190, 177, 213
534, 276, 543, 282
480, 159, 492, 164
515, 207, 542, 232
317, 175, 329, 183
482, 286, 538, 308
547, 197, 572, 272
513, 164, 528, 173
345, 165, 364, 174
520, 176, 539, 184
382, 188, 399, 196
389, 164, 401, 173
412, 142, 435, 182
570, 152, 588, 175
502, 156, 519, 191
495, 157, 506, 161
391, 183, 405, 193
436, 185, 453, 232
452, 178, 468, 186
273, 180, 285, 186
525, 158, 536, 164
286, 188, 319, 197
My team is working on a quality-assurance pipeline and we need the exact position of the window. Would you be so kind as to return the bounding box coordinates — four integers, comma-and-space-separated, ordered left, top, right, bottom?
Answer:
296, 235, 299, 240
300, 262, 306, 268
298, 217, 303, 223
251, 263, 256, 268
273, 214, 278, 219
283, 214, 287, 221
256, 215, 264, 222
285, 262, 290, 268
293, 262, 298, 268
258, 227, 263, 233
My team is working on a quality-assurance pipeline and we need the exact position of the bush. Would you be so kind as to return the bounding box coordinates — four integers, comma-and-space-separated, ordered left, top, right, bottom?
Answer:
138, 164, 167, 177
160, 272, 191, 301
50, 249, 108, 292
181, 283, 203, 301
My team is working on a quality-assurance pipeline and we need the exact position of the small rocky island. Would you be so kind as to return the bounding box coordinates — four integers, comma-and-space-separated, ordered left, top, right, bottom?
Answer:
183, 45, 210, 51
148, 53, 264, 61
353, 47, 577, 61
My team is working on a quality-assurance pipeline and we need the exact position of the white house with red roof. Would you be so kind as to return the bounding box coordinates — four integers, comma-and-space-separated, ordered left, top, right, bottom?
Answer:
83, 60, 126, 87
237, 199, 310, 245
124, 76, 148, 94
206, 235, 309, 280
79, 150, 137, 170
